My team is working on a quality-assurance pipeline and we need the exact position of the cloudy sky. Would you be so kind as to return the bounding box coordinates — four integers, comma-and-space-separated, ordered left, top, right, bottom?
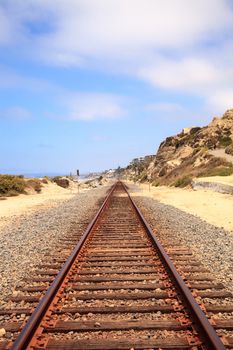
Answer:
1, 0, 233, 174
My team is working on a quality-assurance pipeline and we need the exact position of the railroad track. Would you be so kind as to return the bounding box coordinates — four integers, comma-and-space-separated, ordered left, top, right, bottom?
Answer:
0, 181, 233, 349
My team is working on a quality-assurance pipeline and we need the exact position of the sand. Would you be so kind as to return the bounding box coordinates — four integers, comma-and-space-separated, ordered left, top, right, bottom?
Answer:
131, 182, 233, 232
0, 182, 81, 226
209, 149, 233, 163
194, 174, 233, 185
1, 179, 233, 233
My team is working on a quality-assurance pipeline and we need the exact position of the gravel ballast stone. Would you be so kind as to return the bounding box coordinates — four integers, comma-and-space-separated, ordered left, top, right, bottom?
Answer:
0, 185, 110, 301
129, 185, 233, 293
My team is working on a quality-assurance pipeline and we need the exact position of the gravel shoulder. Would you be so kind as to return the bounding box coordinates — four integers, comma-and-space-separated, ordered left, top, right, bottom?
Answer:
129, 184, 233, 293
0, 185, 110, 301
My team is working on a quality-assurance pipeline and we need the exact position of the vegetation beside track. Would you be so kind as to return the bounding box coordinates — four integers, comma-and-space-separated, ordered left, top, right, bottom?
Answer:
0, 175, 42, 198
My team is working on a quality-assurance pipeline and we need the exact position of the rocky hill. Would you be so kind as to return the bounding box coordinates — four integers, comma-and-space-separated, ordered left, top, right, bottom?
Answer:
125, 109, 233, 187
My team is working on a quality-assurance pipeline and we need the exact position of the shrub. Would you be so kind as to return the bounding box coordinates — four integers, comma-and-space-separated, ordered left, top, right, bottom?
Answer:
198, 147, 209, 156
199, 166, 233, 177
132, 174, 141, 182
225, 144, 233, 156
219, 136, 232, 147
0, 175, 27, 196
7, 191, 19, 197
27, 179, 42, 193
190, 127, 201, 134
152, 180, 160, 187
174, 176, 192, 188
41, 178, 49, 184
139, 171, 148, 182
52, 176, 69, 188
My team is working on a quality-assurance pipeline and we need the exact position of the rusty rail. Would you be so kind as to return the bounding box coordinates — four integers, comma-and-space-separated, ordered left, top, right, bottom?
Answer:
12, 182, 118, 350
11, 181, 226, 350
122, 182, 225, 350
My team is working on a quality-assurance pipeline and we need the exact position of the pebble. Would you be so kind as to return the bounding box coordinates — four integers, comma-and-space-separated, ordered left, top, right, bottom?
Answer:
0, 185, 109, 300
0, 328, 6, 337
131, 185, 233, 292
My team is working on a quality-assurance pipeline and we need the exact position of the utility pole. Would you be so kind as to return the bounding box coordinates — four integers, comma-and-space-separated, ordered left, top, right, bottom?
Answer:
148, 174, 151, 192
77, 169, 80, 193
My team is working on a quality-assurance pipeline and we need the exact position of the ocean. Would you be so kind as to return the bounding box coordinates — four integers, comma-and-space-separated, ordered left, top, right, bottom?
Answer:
23, 173, 88, 180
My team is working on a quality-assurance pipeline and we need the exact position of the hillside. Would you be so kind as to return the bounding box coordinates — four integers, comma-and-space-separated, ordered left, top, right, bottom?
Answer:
125, 108, 233, 186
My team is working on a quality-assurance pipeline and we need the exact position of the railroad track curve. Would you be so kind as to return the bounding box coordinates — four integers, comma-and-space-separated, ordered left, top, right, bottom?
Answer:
1, 181, 233, 349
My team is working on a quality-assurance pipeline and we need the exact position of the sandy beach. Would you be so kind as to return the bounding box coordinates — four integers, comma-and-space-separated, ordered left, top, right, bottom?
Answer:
129, 181, 233, 232
0, 182, 80, 226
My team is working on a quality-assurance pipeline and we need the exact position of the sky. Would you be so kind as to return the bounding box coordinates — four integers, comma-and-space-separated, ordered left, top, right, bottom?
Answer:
1, 0, 233, 175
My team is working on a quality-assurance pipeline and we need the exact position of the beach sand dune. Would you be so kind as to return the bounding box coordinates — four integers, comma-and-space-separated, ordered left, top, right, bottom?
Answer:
0, 182, 81, 228
130, 182, 233, 232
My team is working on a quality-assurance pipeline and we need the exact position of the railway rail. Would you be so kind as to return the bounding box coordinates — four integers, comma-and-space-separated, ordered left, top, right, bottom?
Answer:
0, 181, 233, 349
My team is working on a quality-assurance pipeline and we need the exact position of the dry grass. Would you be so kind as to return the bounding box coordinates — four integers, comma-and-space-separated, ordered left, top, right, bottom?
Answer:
225, 143, 233, 156
26, 179, 42, 193
0, 175, 44, 197
0, 175, 27, 197
151, 154, 233, 187
173, 176, 192, 187
52, 176, 69, 188
219, 136, 232, 147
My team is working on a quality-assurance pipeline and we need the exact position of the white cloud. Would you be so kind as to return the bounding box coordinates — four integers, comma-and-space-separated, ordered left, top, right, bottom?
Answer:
140, 55, 233, 114
206, 89, 233, 114
34, 0, 227, 65
57, 93, 127, 121
42, 1, 232, 64
0, 8, 12, 44
139, 58, 221, 92
1, 0, 233, 114
1, 0, 233, 65
0, 106, 31, 120
0, 65, 128, 122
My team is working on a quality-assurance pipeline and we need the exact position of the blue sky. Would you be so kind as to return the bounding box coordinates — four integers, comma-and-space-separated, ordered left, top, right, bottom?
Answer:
1, 0, 233, 174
